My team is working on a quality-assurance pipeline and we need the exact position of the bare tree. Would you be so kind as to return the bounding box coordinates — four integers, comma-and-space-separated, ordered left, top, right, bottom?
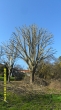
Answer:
0, 42, 18, 82
0, 45, 4, 63
10, 24, 56, 83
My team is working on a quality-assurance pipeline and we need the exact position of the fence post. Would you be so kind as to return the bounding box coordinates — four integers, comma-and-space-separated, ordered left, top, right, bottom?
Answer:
4, 68, 6, 102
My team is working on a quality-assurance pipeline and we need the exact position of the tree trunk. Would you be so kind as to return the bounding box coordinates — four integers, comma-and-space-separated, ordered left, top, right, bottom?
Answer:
8, 68, 10, 82
30, 72, 34, 84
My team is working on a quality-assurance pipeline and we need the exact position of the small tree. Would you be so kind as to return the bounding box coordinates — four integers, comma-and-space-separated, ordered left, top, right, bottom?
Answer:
10, 24, 56, 83
37, 61, 53, 79
0, 42, 18, 82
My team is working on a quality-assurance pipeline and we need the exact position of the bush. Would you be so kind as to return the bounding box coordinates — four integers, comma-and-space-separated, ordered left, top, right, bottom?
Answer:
38, 62, 53, 80
14, 72, 25, 81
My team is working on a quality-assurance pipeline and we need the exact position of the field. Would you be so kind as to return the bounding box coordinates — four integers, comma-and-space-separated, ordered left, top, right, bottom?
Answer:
0, 77, 61, 110
0, 92, 61, 110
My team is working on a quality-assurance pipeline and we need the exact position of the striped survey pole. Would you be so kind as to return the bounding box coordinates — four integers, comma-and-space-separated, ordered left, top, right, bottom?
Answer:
4, 68, 7, 102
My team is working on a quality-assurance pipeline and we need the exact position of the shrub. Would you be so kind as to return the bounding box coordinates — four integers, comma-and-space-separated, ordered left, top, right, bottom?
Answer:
14, 72, 25, 81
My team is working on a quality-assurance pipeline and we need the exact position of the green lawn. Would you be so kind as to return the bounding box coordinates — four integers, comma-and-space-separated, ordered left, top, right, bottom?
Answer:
0, 92, 61, 110
0, 77, 15, 81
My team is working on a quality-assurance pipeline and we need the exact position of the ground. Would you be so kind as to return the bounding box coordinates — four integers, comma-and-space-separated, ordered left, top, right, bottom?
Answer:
0, 77, 61, 110
0, 76, 61, 95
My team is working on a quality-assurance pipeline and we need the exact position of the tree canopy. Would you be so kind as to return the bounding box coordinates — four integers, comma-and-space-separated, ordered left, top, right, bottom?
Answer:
9, 24, 56, 83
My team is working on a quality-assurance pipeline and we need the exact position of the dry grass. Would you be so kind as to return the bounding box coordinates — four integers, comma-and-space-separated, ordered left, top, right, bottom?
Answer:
0, 77, 61, 94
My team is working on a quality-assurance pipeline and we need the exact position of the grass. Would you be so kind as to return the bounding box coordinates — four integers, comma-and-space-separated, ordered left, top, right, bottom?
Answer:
0, 76, 61, 109
0, 76, 4, 81
0, 92, 61, 110
0, 76, 15, 81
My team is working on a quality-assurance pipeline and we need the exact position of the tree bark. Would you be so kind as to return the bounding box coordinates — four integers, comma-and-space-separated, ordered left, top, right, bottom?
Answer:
30, 71, 34, 84
8, 68, 10, 82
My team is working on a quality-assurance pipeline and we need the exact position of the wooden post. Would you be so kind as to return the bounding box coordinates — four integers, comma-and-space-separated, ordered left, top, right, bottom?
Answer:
4, 68, 6, 102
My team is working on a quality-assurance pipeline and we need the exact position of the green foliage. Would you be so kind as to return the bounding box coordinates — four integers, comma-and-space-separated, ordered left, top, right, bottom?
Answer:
53, 62, 61, 79
37, 57, 61, 80
37, 62, 53, 79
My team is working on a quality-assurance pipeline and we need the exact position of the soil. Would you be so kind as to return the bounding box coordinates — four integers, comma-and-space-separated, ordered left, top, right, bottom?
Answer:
0, 77, 61, 95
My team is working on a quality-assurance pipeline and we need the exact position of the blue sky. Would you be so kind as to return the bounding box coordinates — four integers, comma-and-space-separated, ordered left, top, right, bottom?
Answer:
0, 0, 61, 68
